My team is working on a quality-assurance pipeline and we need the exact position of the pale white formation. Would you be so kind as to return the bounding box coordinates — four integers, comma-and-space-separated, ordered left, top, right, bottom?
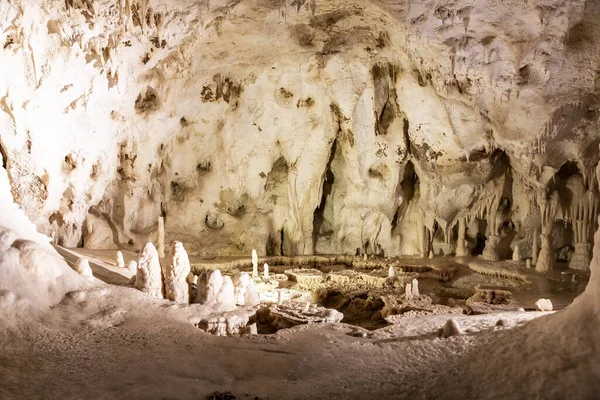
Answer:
163, 241, 191, 303
440, 319, 463, 338
233, 272, 260, 306
363, 253, 367, 261
411, 279, 419, 297
455, 218, 468, 257
263, 263, 269, 279
535, 298, 553, 312
196, 269, 236, 311
525, 259, 532, 269
75, 258, 94, 280
126, 260, 137, 272
246, 323, 258, 335
303, 302, 311, 313
233, 272, 250, 305
196, 269, 223, 305
405, 283, 413, 300
217, 276, 236, 311
512, 244, 521, 262
252, 249, 258, 277
116, 251, 125, 268
321, 309, 344, 323
245, 281, 260, 307
388, 266, 395, 278
428, 251, 434, 260
135, 243, 163, 299
203, 312, 251, 336
157, 217, 165, 259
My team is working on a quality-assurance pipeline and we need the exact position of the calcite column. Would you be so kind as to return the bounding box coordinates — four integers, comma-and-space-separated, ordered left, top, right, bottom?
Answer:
135, 242, 163, 298
163, 241, 191, 303
569, 192, 598, 270
456, 217, 468, 257
482, 194, 502, 262
536, 196, 558, 273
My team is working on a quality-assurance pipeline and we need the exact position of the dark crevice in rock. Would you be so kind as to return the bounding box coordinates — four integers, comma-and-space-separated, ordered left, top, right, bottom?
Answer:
312, 139, 337, 253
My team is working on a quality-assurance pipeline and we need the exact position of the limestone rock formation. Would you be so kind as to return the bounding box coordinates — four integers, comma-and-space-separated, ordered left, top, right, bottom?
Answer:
135, 243, 163, 299
440, 319, 463, 338
163, 241, 191, 303
196, 269, 236, 311
233, 272, 260, 307
116, 251, 125, 268
535, 298, 554, 312
0, 0, 597, 262
74, 258, 93, 280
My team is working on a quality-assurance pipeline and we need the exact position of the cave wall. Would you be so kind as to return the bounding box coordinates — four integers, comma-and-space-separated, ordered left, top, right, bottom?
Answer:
1, 0, 599, 258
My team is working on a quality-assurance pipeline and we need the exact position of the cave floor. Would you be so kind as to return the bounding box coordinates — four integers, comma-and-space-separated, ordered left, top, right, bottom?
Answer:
66, 247, 588, 313
0, 248, 591, 399
0, 281, 549, 400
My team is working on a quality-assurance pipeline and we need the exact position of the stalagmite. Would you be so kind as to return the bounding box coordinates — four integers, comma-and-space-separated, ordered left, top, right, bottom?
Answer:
116, 251, 125, 268
246, 323, 258, 335
388, 266, 395, 278
526, 259, 532, 268
217, 276, 236, 311
482, 235, 501, 261
321, 309, 344, 323
535, 298, 553, 312
196, 269, 223, 304
252, 249, 258, 277
163, 241, 192, 303
303, 302, 310, 313
536, 195, 558, 272
135, 243, 163, 298
363, 253, 368, 261
512, 243, 521, 261
412, 279, 419, 297
157, 217, 165, 259
263, 263, 269, 279
126, 260, 137, 272
456, 217, 468, 256
75, 257, 94, 279
233, 272, 250, 305
405, 283, 413, 300
428, 250, 434, 259
440, 319, 463, 338
568, 183, 598, 271
277, 289, 283, 305
233, 272, 260, 306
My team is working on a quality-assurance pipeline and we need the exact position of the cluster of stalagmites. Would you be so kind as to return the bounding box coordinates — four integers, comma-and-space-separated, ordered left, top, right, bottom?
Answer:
123, 243, 349, 336
128, 241, 262, 312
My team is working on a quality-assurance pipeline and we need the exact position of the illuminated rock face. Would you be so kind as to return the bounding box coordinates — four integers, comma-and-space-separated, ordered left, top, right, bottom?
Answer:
0, 0, 598, 267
